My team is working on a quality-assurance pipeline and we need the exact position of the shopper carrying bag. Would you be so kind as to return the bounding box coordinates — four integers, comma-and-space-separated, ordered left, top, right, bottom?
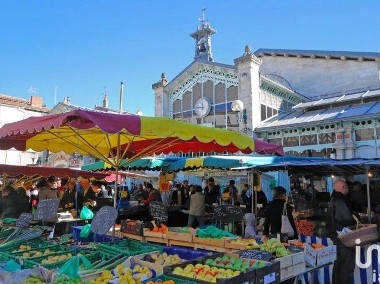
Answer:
281, 202, 295, 237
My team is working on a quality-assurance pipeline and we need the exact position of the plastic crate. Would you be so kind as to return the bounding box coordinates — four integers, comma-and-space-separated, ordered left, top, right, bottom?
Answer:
22, 250, 83, 269
72, 226, 120, 243
163, 246, 214, 261
98, 238, 163, 256
10, 244, 72, 263
0, 227, 17, 240
142, 274, 198, 284
0, 238, 52, 253
164, 260, 256, 284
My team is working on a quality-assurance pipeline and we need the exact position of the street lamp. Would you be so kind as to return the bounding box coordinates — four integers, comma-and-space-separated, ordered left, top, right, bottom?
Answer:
231, 100, 250, 134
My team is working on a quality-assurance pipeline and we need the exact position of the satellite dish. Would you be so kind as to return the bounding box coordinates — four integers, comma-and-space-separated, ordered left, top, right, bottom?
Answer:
231, 100, 244, 112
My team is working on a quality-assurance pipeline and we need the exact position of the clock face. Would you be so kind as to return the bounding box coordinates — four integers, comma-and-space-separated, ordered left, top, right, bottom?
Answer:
194, 97, 211, 117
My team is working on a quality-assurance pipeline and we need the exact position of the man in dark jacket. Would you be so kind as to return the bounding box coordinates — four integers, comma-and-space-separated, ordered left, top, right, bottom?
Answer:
204, 177, 220, 209
263, 186, 297, 239
0, 185, 29, 218
327, 179, 356, 284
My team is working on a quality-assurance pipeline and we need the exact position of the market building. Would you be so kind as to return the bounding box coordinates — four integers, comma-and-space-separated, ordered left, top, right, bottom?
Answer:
153, 13, 380, 160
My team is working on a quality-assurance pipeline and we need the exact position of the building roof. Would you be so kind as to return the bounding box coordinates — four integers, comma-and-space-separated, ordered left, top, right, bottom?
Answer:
257, 99, 380, 130
0, 94, 50, 113
254, 48, 380, 61
293, 88, 380, 109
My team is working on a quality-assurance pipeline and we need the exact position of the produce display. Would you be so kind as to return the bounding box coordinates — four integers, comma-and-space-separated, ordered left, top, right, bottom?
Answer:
88, 264, 156, 284
296, 219, 316, 236
172, 263, 241, 282
40, 252, 73, 264
149, 223, 168, 234
204, 256, 267, 272
250, 238, 292, 258
141, 252, 182, 265
0, 221, 317, 284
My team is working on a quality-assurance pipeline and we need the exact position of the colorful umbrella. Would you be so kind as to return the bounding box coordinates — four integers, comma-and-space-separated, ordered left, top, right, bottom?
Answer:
161, 155, 310, 173
0, 109, 262, 208
0, 109, 258, 167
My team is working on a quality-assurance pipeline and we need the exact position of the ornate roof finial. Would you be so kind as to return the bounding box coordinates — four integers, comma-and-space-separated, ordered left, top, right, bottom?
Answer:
190, 8, 216, 62
245, 45, 252, 55
200, 7, 206, 26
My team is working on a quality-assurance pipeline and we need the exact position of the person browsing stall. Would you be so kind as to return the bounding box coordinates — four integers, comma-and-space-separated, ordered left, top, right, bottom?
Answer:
327, 179, 357, 283
60, 178, 83, 214
263, 186, 297, 239
81, 178, 96, 205
141, 183, 162, 206
188, 185, 205, 227
204, 177, 220, 208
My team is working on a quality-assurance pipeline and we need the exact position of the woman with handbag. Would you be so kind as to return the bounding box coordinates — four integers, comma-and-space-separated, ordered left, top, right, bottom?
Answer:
263, 186, 297, 239
326, 179, 356, 284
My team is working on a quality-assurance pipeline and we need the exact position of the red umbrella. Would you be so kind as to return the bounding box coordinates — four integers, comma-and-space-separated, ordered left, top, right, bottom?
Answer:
0, 164, 108, 180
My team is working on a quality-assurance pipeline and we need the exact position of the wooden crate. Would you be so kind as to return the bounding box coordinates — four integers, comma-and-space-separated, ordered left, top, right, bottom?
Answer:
143, 228, 167, 239
167, 231, 193, 242
145, 236, 168, 245
168, 239, 194, 248
212, 238, 226, 248
194, 243, 228, 253
193, 236, 211, 245
121, 232, 146, 242
224, 238, 248, 250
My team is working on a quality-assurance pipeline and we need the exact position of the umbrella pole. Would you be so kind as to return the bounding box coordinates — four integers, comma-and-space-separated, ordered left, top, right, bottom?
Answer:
366, 167, 371, 223
112, 82, 123, 237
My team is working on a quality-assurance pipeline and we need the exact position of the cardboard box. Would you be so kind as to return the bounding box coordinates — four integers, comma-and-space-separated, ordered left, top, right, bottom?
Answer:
293, 262, 306, 275
256, 261, 281, 284
280, 266, 294, 282
273, 254, 292, 269
292, 251, 305, 265
304, 244, 336, 266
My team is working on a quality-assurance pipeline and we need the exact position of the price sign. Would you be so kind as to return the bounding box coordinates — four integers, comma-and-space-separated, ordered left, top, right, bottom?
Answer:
239, 250, 273, 261
90, 206, 118, 235
34, 199, 60, 221
16, 213, 33, 228
213, 205, 243, 223
149, 201, 168, 223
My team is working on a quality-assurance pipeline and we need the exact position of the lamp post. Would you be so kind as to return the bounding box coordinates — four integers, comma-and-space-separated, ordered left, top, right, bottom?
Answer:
231, 100, 251, 134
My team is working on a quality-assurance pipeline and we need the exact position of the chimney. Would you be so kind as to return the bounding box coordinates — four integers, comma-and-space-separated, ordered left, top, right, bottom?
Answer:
30, 96, 43, 107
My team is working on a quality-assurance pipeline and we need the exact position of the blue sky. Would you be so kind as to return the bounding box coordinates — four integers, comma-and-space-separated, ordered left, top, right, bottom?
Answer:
1, 1, 379, 116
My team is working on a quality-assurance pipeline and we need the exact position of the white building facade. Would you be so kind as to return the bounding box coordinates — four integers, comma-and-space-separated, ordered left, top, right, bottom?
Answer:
0, 95, 49, 165
153, 15, 380, 160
